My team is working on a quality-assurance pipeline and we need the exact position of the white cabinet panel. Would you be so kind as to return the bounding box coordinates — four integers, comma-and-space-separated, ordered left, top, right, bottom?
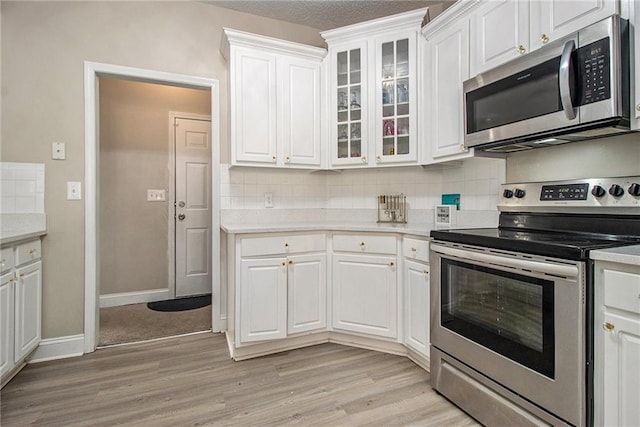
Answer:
239, 258, 287, 343
14, 261, 41, 362
287, 253, 326, 334
0, 272, 15, 378
332, 253, 397, 338
403, 259, 429, 356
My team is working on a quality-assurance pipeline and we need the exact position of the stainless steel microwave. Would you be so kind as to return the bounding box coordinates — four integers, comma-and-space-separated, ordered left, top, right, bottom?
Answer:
464, 15, 630, 153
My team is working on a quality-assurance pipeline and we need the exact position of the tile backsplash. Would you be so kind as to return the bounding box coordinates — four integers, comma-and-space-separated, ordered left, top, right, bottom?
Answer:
220, 157, 505, 212
0, 162, 45, 214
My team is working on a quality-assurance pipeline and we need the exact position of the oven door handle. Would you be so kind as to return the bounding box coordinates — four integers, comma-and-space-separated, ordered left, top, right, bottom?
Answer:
431, 244, 579, 278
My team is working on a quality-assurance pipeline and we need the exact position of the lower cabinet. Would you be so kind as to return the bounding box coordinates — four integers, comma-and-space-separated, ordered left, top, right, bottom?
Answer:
594, 262, 640, 426
332, 249, 398, 339
287, 253, 327, 335
1, 238, 43, 386
403, 259, 429, 356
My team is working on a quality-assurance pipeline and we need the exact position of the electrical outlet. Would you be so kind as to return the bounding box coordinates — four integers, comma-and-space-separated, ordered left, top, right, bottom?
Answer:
264, 192, 274, 208
52, 142, 66, 160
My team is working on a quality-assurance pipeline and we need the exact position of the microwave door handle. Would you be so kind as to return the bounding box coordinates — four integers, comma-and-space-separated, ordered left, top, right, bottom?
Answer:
559, 39, 577, 120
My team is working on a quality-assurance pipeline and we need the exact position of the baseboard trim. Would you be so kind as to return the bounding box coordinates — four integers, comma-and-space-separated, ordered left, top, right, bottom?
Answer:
29, 334, 85, 363
100, 289, 169, 308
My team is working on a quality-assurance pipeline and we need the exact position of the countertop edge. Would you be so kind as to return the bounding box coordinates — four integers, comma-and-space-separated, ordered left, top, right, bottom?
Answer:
0, 229, 48, 246
220, 222, 436, 237
590, 244, 640, 267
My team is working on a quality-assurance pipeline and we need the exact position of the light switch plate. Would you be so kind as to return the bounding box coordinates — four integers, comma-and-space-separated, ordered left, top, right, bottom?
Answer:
67, 182, 81, 200
52, 142, 66, 160
147, 189, 166, 201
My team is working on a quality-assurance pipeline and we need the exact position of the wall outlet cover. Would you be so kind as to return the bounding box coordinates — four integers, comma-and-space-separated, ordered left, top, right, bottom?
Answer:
52, 142, 66, 160
264, 192, 274, 208
67, 181, 82, 200
147, 189, 166, 201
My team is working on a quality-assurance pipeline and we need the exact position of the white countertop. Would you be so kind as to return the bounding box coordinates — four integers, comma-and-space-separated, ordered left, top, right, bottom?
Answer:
590, 244, 640, 267
0, 214, 48, 245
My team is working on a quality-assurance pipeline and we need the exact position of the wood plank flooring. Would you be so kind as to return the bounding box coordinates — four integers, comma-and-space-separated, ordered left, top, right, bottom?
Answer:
1, 333, 479, 426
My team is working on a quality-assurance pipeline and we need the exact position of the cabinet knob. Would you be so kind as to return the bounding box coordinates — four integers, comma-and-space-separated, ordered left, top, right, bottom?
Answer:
19, 272, 25, 278
603, 322, 615, 333
361, 156, 367, 163
376, 156, 381, 163
518, 45, 526, 54
360, 242, 366, 249
411, 247, 417, 252
636, 104, 640, 112
423, 269, 429, 275
29, 249, 36, 255
389, 261, 395, 267
540, 34, 549, 44
288, 260, 293, 265
9, 277, 15, 283
281, 261, 286, 267
272, 156, 277, 162
284, 243, 289, 249
285, 156, 290, 163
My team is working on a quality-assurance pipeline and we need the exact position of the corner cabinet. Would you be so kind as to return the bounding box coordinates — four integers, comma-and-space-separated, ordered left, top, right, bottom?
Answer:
322, 8, 426, 168
402, 237, 430, 358
1, 239, 42, 388
221, 28, 326, 169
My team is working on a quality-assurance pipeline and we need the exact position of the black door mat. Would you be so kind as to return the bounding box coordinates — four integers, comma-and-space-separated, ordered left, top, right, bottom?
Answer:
147, 294, 211, 312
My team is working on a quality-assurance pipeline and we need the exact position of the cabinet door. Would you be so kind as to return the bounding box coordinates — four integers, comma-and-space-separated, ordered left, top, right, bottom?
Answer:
287, 253, 326, 334
1, 272, 15, 378
231, 47, 278, 165
470, 0, 530, 76
14, 261, 41, 362
375, 34, 418, 165
239, 258, 287, 343
600, 312, 640, 426
332, 253, 397, 338
424, 19, 473, 162
531, 0, 618, 51
403, 260, 429, 356
332, 42, 369, 167
279, 56, 322, 167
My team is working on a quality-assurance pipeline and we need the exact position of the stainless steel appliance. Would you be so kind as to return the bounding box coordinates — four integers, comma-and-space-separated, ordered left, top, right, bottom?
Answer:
430, 177, 640, 426
464, 16, 630, 153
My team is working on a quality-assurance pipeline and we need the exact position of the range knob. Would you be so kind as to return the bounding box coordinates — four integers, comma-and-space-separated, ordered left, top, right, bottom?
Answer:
591, 185, 606, 198
503, 189, 514, 199
628, 183, 640, 197
514, 189, 526, 199
609, 184, 624, 197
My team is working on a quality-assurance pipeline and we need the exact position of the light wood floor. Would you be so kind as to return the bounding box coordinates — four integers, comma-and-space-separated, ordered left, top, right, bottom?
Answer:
1, 333, 480, 426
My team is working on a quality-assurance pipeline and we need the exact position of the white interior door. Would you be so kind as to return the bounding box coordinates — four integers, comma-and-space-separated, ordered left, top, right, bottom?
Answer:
175, 117, 212, 298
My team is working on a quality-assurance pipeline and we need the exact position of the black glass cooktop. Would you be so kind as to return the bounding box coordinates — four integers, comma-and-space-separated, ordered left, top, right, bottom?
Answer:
431, 213, 640, 261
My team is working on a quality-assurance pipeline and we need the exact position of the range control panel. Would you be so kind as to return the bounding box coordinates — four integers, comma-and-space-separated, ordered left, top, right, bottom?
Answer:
499, 177, 640, 212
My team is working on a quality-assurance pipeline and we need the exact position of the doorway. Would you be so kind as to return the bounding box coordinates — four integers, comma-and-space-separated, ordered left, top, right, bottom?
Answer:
84, 62, 221, 353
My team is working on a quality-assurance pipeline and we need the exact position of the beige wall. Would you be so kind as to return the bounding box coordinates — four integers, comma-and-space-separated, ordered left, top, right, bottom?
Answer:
99, 78, 210, 296
0, 1, 324, 338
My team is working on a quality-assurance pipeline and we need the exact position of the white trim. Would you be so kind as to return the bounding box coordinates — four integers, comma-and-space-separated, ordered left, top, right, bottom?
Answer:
84, 61, 221, 354
321, 8, 428, 43
221, 28, 327, 61
99, 289, 170, 308
168, 112, 212, 301
28, 334, 85, 363
96, 330, 212, 350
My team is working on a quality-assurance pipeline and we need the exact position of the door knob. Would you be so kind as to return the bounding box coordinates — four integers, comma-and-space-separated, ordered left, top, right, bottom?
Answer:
178, 201, 185, 208
178, 214, 186, 221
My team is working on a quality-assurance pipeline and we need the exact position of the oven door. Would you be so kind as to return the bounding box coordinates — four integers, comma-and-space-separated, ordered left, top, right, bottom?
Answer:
430, 242, 586, 426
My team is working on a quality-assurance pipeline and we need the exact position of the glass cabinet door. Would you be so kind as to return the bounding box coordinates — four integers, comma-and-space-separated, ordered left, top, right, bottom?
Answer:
379, 38, 414, 162
336, 48, 363, 160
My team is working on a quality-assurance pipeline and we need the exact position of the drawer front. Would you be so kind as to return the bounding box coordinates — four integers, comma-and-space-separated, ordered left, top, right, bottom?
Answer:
241, 234, 326, 257
1, 248, 15, 273
15, 239, 42, 266
333, 234, 397, 255
604, 269, 640, 314
402, 237, 429, 263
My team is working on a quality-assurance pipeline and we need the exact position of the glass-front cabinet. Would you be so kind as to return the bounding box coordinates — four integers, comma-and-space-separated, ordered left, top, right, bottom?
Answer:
335, 45, 367, 165
322, 9, 425, 168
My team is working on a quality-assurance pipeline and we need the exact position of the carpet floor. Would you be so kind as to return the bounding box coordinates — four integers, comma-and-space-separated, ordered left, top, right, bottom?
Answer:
99, 302, 211, 346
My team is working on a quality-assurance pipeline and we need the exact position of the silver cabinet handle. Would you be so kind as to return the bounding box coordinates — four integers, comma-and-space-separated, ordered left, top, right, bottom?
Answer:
559, 40, 577, 120
178, 214, 186, 221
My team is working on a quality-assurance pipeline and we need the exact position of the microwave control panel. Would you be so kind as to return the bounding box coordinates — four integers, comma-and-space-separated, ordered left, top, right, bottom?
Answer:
576, 37, 610, 106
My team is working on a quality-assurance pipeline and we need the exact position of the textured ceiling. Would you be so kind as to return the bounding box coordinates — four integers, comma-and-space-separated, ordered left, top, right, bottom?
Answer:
205, 0, 456, 31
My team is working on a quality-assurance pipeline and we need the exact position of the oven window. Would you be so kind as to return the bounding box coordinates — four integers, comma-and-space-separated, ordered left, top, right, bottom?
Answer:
441, 259, 555, 378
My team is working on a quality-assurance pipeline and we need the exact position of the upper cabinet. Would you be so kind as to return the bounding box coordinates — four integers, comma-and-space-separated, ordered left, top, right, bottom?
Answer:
471, 0, 618, 75
322, 9, 426, 168
221, 29, 327, 169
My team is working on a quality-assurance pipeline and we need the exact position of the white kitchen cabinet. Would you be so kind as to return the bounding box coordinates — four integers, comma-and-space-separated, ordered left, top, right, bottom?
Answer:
1, 238, 42, 387
470, 0, 618, 76
593, 259, 640, 426
332, 233, 398, 338
422, 5, 476, 164
236, 234, 327, 345
221, 28, 326, 169
322, 9, 426, 168
402, 237, 430, 357
470, 0, 531, 76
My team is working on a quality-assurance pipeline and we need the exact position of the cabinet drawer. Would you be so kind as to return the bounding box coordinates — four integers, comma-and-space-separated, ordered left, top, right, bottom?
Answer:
333, 234, 397, 255
1, 248, 14, 273
15, 240, 41, 266
402, 237, 429, 263
241, 234, 326, 257
604, 269, 640, 314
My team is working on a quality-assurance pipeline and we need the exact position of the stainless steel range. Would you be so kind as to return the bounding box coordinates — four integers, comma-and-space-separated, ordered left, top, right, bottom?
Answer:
429, 177, 640, 427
